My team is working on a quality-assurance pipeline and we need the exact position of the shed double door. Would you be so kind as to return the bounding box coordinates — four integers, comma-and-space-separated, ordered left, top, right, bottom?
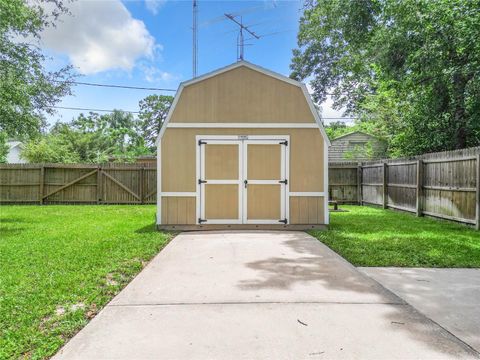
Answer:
199, 138, 288, 224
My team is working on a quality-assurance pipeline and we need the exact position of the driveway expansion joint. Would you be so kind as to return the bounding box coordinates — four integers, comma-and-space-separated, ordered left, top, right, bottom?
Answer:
108, 301, 407, 307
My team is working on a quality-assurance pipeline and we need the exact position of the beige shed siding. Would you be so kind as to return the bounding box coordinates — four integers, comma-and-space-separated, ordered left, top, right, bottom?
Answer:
329, 132, 386, 162
159, 63, 328, 226
162, 128, 324, 192
169, 66, 315, 123
161, 197, 196, 224
160, 127, 326, 225
289, 196, 325, 224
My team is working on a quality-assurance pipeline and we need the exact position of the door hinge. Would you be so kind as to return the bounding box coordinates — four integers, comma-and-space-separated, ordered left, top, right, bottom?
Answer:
278, 218, 288, 224
198, 179, 207, 184
279, 179, 288, 185
198, 218, 207, 224
198, 140, 207, 146
279, 140, 288, 146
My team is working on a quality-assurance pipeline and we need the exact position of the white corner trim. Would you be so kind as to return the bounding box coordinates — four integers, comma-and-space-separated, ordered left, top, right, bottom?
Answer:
156, 140, 162, 224
300, 83, 331, 147
156, 87, 182, 145
289, 192, 326, 197
167, 123, 318, 129
324, 139, 329, 225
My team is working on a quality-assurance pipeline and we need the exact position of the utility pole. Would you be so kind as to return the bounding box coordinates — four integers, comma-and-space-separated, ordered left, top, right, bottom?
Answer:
225, 13, 259, 61
192, 0, 198, 77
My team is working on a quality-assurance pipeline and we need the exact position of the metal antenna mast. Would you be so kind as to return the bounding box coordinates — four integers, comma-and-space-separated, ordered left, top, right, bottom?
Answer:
225, 13, 259, 61
192, 0, 198, 77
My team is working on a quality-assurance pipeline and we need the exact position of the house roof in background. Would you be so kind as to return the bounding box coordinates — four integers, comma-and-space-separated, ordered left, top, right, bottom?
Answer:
331, 131, 383, 142
7, 141, 23, 149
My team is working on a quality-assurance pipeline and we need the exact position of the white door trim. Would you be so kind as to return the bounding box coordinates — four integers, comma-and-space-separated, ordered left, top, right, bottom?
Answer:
196, 135, 289, 225
243, 138, 289, 224
196, 135, 290, 141
198, 139, 243, 224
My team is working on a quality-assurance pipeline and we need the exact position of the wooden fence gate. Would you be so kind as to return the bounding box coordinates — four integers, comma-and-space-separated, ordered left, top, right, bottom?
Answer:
0, 163, 156, 205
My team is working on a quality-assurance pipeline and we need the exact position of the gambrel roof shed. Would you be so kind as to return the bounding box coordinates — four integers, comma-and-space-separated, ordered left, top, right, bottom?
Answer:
156, 61, 330, 230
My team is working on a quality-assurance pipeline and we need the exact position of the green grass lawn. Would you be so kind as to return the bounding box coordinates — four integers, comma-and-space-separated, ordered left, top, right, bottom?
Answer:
311, 205, 480, 267
1, 205, 479, 359
0, 205, 172, 360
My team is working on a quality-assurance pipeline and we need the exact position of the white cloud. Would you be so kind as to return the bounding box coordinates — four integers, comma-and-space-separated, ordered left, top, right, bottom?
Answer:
139, 63, 175, 83
145, 0, 166, 15
40, 1, 156, 75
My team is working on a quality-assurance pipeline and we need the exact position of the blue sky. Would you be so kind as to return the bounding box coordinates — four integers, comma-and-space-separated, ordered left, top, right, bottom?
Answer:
40, 0, 344, 126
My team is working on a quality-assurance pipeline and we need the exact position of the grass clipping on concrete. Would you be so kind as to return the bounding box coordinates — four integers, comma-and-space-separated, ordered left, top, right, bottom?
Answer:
311, 205, 480, 268
0, 205, 172, 360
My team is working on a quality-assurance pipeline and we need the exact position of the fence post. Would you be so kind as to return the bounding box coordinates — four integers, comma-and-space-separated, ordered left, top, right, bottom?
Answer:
97, 166, 102, 204
139, 167, 144, 204
357, 162, 363, 205
416, 159, 423, 217
383, 162, 388, 209
39, 165, 45, 205
476, 155, 479, 230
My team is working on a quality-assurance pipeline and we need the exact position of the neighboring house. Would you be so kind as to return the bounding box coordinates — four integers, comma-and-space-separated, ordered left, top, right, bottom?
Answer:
156, 61, 330, 230
6, 141, 26, 163
328, 131, 386, 162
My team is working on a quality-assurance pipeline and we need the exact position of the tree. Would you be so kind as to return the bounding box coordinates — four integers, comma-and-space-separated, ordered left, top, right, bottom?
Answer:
0, 132, 9, 163
324, 121, 348, 139
138, 94, 174, 150
0, 0, 74, 140
291, 0, 480, 156
22, 134, 80, 163
22, 111, 151, 163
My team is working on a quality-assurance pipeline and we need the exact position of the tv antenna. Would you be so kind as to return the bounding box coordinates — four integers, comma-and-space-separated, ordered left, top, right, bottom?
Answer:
192, 0, 198, 77
224, 13, 259, 61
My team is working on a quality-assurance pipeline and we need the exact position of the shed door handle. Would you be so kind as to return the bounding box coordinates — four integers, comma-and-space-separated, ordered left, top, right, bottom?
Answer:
244, 180, 248, 188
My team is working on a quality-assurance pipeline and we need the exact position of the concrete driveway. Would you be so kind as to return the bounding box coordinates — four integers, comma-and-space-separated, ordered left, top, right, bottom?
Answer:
54, 231, 478, 359
360, 267, 480, 353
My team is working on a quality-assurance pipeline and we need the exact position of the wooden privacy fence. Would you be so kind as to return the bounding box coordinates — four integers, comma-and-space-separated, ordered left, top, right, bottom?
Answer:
329, 146, 480, 229
2, 146, 479, 229
0, 163, 157, 205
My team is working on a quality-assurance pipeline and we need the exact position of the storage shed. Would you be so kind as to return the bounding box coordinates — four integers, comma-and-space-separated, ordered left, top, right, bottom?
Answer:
156, 61, 330, 230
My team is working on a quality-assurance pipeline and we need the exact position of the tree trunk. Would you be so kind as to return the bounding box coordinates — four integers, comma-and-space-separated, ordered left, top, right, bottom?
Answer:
452, 72, 468, 149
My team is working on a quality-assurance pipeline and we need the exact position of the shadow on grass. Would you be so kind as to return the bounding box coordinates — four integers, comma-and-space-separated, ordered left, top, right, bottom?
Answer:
135, 224, 157, 233
135, 224, 177, 239
0, 227, 27, 236
0, 217, 28, 223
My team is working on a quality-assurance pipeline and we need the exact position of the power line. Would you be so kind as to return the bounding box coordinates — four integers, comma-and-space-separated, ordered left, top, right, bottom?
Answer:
50, 106, 140, 114
54, 80, 177, 92
56, 80, 349, 95
50, 106, 356, 120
